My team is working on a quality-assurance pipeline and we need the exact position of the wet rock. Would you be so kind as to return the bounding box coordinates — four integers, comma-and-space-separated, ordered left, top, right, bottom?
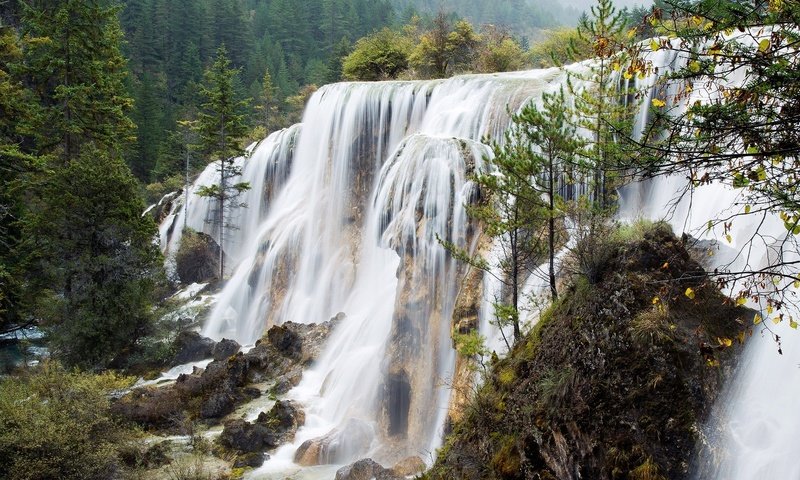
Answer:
171, 331, 216, 366
199, 390, 236, 419
334, 458, 403, 480
258, 400, 305, 440
219, 400, 305, 454
115, 319, 339, 430
212, 338, 241, 361
233, 452, 267, 468
219, 419, 277, 453
175, 230, 221, 284
294, 418, 374, 466
392, 456, 426, 476
266, 324, 302, 360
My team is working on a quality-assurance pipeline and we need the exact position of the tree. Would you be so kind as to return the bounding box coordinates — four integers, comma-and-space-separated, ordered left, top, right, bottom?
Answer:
23, 149, 162, 368
625, 0, 800, 326
409, 12, 481, 78
515, 88, 585, 300
342, 28, 412, 81
569, 0, 632, 211
194, 46, 250, 279
0, 24, 40, 331
257, 70, 278, 134
20, 0, 135, 164
475, 28, 526, 74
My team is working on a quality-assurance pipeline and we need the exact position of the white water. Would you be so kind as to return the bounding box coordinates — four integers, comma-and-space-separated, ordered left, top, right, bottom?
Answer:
157, 41, 800, 478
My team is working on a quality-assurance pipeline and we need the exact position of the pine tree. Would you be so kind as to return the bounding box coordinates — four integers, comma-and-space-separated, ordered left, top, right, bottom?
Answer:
0, 25, 40, 331
569, 0, 631, 211
194, 46, 250, 279
21, 0, 135, 164
24, 148, 162, 368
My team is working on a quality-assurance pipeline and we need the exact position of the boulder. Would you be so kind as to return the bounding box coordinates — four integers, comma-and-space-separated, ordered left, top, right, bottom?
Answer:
266, 324, 303, 360
212, 338, 241, 361
219, 400, 305, 454
219, 419, 278, 453
334, 458, 403, 480
171, 331, 216, 366
294, 418, 373, 466
392, 456, 426, 476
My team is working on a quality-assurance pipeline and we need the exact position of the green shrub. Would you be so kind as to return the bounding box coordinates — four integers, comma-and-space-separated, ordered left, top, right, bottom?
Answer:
0, 362, 136, 479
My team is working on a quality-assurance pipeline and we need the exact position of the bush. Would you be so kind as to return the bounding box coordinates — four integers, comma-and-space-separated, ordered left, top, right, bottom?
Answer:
0, 362, 136, 479
342, 28, 412, 81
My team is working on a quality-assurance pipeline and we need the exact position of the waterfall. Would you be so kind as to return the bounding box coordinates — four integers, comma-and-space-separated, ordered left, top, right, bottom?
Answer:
159, 42, 800, 478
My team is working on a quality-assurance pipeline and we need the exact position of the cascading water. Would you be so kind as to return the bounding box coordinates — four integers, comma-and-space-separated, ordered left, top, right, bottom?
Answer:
159, 38, 800, 478
162, 69, 569, 476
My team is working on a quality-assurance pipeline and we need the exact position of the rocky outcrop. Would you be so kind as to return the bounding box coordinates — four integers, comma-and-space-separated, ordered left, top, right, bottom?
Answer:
391, 456, 426, 476
334, 458, 403, 480
211, 338, 241, 361
219, 400, 304, 453
294, 418, 374, 466
171, 331, 216, 366
175, 229, 221, 284
112, 319, 339, 433
426, 223, 749, 480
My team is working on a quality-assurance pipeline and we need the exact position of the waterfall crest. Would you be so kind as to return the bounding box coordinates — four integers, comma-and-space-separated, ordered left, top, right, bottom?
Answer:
159, 47, 800, 478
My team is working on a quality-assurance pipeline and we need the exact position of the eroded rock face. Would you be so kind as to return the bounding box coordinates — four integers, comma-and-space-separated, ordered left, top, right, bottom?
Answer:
211, 338, 241, 361
334, 458, 403, 480
171, 331, 216, 366
219, 400, 304, 453
113, 319, 338, 433
294, 418, 374, 466
426, 224, 750, 480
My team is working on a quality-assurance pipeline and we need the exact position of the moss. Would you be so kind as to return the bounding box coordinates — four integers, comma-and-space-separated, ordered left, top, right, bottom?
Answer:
427, 222, 746, 480
490, 434, 521, 478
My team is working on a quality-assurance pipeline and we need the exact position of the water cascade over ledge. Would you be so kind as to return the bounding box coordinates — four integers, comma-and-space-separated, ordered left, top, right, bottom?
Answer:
158, 51, 800, 478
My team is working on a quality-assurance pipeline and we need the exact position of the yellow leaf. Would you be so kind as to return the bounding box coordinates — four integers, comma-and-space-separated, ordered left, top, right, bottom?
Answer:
767, 304, 774, 314
754, 313, 762, 325
737, 331, 746, 343
717, 337, 733, 347
736, 297, 747, 306
628, 28, 637, 39
791, 320, 798, 329
745, 205, 751, 214
661, 262, 669, 269
652, 296, 661, 305
794, 280, 800, 289
725, 234, 733, 243
689, 61, 701, 73
652, 98, 666, 108
650, 39, 660, 51
759, 38, 770, 52
772, 316, 781, 325
612, 62, 621, 71
623, 71, 633, 80
685, 287, 696, 300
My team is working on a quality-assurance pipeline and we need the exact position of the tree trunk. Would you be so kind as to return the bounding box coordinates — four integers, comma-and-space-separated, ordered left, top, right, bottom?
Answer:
548, 151, 558, 301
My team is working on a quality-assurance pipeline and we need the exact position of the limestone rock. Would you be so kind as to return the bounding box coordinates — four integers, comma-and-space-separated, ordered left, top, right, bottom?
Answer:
171, 331, 216, 366
392, 456, 426, 476
293, 418, 373, 466
334, 458, 403, 480
212, 338, 241, 361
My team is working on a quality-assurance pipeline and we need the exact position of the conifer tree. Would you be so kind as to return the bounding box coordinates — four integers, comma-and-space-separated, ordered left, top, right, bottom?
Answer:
569, 0, 632, 211
194, 46, 250, 279
21, 0, 134, 163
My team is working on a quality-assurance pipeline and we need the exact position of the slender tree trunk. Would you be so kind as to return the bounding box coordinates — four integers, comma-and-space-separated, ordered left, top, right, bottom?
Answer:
511, 207, 520, 343
219, 118, 226, 280
548, 151, 558, 301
